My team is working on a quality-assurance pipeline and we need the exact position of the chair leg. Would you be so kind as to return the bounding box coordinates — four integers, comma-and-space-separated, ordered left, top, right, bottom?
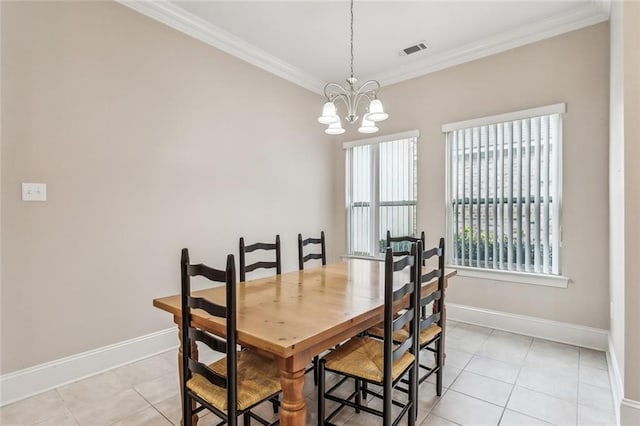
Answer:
383, 381, 392, 425
318, 359, 326, 426
271, 396, 279, 414
361, 381, 367, 401
183, 393, 192, 426
243, 412, 251, 426
313, 355, 319, 386
355, 379, 361, 413
436, 338, 443, 396
409, 364, 417, 426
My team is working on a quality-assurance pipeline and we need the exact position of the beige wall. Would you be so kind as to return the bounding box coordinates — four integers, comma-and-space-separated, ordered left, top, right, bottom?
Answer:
610, 1, 640, 411
0, 1, 332, 374
334, 23, 610, 328
623, 0, 640, 405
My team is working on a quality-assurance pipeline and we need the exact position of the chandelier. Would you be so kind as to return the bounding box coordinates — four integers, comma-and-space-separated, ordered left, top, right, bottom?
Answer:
318, 0, 388, 135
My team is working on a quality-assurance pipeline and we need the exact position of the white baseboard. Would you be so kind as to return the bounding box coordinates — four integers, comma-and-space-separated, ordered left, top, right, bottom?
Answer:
621, 398, 640, 425
0, 328, 178, 407
447, 303, 608, 350
607, 335, 624, 424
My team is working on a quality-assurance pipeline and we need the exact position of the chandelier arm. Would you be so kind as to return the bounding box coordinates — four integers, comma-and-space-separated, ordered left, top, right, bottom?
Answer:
323, 82, 349, 100
355, 80, 381, 95
331, 92, 351, 110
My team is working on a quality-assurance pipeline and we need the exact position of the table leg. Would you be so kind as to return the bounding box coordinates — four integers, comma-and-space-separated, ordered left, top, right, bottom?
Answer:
176, 318, 199, 426
277, 356, 308, 426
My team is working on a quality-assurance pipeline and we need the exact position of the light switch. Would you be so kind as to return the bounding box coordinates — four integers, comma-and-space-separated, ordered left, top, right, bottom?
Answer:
22, 183, 47, 201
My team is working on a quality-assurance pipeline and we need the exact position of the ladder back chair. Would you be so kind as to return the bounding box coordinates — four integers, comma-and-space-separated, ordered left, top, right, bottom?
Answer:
297, 231, 326, 270
298, 231, 328, 385
415, 238, 446, 392
239, 235, 281, 282
366, 231, 427, 342
386, 230, 426, 258
317, 243, 421, 426
180, 249, 281, 426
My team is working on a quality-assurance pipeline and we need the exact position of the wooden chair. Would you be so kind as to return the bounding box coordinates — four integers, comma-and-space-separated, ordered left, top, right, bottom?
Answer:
298, 231, 328, 385
298, 231, 326, 270
239, 235, 281, 282
386, 230, 426, 259
365, 231, 427, 342
415, 238, 446, 391
317, 244, 420, 426
180, 249, 281, 426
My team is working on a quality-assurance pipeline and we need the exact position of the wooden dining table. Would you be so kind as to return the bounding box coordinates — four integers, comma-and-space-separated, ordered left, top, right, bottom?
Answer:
153, 258, 456, 426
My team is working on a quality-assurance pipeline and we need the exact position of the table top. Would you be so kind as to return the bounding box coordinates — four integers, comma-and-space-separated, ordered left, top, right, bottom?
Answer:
153, 259, 456, 359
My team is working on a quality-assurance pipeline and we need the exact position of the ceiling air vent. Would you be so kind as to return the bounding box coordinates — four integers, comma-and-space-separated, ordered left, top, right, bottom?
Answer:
400, 41, 428, 56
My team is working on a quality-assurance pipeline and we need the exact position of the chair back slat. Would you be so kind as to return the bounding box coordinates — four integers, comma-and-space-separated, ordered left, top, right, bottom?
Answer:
422, 246, 443, 260
419, 312, 442, 332
187, 296, 227, 318
239, 235, 281, 281
419, 290, 441, 308
392, 281, 414, 302
302, 237, 323, 245
187, 358, 227, 388
392, 337, 413, 363
421, 269, 442, 284
303, 253, 323, 262
392, 254, 415, 272
392, 307, 414, 331
298, 231, 327, 270
188, 328, 228, 354
244, 242, 278, 252
187, 263, 227, 282
244, 261, 279, 273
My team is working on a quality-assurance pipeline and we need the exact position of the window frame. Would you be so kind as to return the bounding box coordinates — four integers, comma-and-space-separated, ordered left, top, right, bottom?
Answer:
344, 130, 420, 258
443, 104, 569, 288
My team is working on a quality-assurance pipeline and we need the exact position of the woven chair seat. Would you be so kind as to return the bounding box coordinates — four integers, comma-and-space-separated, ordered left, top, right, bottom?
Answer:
187, 350, 281, 412
323, 336, 414, 384
420, 324, 441, 345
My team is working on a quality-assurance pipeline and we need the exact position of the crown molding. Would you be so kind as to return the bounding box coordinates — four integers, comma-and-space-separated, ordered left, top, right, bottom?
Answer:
116, 0, 325, 94
118, 0, 609, 96
365, 1, 610, 88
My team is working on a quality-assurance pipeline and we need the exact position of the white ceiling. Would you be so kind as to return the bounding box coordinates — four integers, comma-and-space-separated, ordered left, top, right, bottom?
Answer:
120, 1, 610, 94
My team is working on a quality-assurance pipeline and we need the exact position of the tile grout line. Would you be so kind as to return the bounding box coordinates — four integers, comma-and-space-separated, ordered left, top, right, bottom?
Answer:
497, 334, 534, 425
132, 387, 175, 426
53, 387, 82, 426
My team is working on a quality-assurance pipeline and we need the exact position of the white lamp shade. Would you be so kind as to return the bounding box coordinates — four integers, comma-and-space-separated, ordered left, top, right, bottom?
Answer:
365, 99, 388, 122
318, 102, 339, 124
358, 117, 378, 134
325, 119, 345, 135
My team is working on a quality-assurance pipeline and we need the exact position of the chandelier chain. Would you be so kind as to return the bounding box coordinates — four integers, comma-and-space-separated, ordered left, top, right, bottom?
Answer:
350, 0, 354, 80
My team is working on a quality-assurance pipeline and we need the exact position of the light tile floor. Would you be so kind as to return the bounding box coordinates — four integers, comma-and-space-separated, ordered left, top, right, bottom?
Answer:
0, 321, 617, 425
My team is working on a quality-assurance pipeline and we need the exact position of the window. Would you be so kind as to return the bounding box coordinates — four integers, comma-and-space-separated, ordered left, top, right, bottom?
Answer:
345, 131, 418, 256
443, 104, 565, 279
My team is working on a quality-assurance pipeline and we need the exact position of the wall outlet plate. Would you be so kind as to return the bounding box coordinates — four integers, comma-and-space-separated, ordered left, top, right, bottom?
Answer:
22, 183, 47, 201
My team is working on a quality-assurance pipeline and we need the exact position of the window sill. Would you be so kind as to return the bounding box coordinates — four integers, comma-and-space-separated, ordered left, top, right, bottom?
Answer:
447, 265, 570, 288
340, 254, 384, 262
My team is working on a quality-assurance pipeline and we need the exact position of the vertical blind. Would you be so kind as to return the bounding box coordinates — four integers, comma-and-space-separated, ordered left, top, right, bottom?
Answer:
346, 132, 418, 256
444, 105, 563, 275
